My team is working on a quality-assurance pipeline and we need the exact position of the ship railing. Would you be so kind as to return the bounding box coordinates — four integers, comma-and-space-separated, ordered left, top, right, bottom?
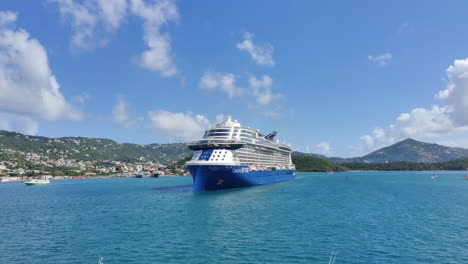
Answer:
188, 139, 292, 153
188, 140, 246, 150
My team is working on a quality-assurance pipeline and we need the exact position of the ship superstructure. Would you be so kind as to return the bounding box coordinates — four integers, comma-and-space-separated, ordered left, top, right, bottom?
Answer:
186, 116, 295, 191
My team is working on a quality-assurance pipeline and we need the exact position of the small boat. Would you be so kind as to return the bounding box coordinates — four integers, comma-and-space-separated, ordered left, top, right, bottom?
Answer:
150, 173, 160, 178
464, 175, 468, 180
135, 173, 144, 178
430, 174, 438, 179
25, 177, 50, 186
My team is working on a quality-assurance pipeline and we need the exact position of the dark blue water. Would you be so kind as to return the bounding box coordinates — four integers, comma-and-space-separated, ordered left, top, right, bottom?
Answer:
1, 171, 467, 264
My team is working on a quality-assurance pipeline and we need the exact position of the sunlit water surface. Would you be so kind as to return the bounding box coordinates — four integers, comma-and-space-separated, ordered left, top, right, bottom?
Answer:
0, 171, 467, 264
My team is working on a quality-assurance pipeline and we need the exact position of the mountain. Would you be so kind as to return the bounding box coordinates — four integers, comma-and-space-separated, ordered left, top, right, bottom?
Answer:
291, 151, 328, 159
358, 138, 468, 163
0, 130, 193, 164
292, 155, 348, 172
295, 138, 468, 163
3, 130, 468, 166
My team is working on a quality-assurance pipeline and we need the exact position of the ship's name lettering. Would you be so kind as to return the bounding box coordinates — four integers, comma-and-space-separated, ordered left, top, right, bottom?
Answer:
232, 168, 249, 173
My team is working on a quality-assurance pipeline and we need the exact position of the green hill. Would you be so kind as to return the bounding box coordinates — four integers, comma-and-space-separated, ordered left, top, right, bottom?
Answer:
358, 138, 468, 163
343, 158, 468, 171
295, 138, 468, 164
0, 130, 193, 164
292, 155, 348, 172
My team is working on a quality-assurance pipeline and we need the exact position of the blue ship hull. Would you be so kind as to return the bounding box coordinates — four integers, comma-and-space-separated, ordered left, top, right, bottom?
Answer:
186, 164, 295, 191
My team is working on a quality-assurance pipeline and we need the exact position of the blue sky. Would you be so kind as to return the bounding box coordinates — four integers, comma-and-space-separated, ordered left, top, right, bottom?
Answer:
2, 0, 468, 157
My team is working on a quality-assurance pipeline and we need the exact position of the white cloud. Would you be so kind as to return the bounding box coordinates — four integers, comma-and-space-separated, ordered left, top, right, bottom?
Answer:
49, 0, 128, 49
112, 95, 140, 128
368, 53, 392, 67
237, 32, 275, 67
71, 92, 91, 105
97, 0, 127, 31
356, 106, 462, 154
148, 110, 210, 141
262, 109, 282, 118
355, 58, 468, 155
215, 114, 225, 123
0, 111, 38, 135
199, 71, 242, 98
435, 58, 468, 126
0, 11, 82, 134
49, 0, 178, 77
249, 75, 283, 105
49, 0, 99, 49
130, 0, 178, 76
314, 141, 332, 156
0, 11, 16, 26
247, 74, 286, 118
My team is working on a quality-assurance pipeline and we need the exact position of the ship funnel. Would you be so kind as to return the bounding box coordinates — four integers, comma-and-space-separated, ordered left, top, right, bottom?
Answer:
264, 131, 278, 141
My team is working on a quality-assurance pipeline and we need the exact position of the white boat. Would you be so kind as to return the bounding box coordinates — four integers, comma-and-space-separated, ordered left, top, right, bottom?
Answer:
25, 177, 50, 186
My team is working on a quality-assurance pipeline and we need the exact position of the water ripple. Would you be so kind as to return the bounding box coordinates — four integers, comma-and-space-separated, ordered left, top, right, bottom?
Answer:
0, 172, 467, 263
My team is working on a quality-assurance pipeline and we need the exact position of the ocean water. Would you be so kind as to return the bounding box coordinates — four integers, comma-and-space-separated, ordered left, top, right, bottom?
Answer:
0, 171, 467, 264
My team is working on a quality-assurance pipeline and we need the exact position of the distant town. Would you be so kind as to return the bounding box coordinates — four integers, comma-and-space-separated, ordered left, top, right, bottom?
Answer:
0, 146, 189, 181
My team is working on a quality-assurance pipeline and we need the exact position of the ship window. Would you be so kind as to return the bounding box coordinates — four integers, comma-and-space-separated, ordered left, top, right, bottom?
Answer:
205, 132, 231, 137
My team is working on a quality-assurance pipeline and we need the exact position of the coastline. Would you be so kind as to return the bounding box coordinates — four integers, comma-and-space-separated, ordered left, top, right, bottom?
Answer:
0, 174, 189, 183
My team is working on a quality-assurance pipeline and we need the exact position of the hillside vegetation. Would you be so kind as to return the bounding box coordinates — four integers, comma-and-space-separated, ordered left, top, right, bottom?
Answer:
0, 130, 193, 164
343, 159, 468, 171
292, 156, 348, 172
348, 138, 468, 163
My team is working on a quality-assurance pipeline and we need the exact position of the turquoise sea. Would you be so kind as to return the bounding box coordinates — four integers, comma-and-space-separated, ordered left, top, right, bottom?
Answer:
0, 171, 467, 264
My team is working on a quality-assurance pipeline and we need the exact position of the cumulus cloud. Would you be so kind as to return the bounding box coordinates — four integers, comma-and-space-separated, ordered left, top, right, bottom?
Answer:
148, 110, 210, 141
314, 141, 332, 156
49, 0, 103, 48
130, 0, 178, 76
97, 0, 127, 31
247, 74, 286, 118
355, 58, 468, 154
237, 32, 275, 67
0, 10, 16, 26
356, 106, 462, 153
435, 58, 468, 125
199, 71, 242, 98
249, 75, 283, 105
49, 0, 178, 77
368, 53, 392, 67
215, 114, 225, 123
0, 111, 38, 135
0, 11, 82, 134
112, 95, 141, 128
49, 0, 126, 49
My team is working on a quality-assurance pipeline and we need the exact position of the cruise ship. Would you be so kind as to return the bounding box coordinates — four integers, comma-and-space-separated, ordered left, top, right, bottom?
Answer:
186, 116, 296, 191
